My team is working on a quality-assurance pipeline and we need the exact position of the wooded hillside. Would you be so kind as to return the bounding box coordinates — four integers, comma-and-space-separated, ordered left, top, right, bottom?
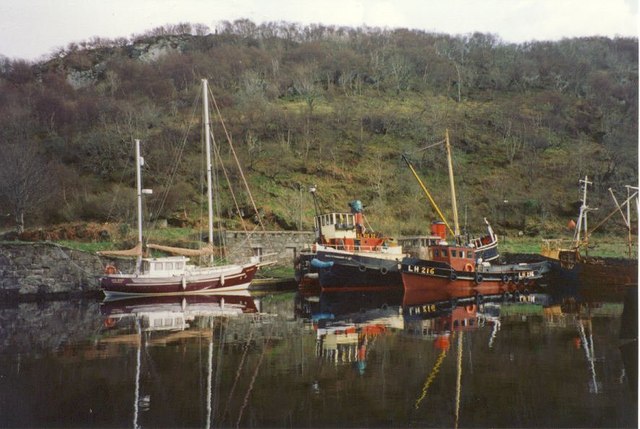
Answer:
0, 20, 637, 238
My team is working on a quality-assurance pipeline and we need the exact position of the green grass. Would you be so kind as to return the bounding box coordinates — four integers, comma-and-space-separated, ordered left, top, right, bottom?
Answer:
500, 233, 638, 259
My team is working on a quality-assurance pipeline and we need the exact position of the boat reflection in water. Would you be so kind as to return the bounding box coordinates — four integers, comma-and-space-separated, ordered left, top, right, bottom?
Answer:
99, 292, 259, 429
296, 288, 403, 374
1, 277, 634, 428
101, 292, 259, 323
402, 280, 637, 427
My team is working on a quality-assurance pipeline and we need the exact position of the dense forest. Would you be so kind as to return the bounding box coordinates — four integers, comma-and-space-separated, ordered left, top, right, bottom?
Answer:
0, 20, 637, 239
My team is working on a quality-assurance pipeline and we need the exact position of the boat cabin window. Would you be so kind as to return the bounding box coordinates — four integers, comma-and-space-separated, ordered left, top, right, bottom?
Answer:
433, 249, 439, 257
441, 249, 448, 257
451, 250, 457, 257
153, 262, 163, 271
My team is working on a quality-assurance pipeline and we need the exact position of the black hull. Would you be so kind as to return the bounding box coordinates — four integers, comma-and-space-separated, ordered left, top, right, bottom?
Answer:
314, 251, 403, 290
546, 256, 638, 288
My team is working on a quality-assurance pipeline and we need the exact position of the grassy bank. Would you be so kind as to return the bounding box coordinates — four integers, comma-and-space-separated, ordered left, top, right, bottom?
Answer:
500, 233, 638, 259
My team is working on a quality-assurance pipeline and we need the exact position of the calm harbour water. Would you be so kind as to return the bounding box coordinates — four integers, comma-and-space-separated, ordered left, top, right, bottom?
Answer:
0, 281, 636, 428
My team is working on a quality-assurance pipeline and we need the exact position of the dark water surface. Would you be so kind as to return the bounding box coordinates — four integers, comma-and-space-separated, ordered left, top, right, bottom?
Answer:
0, 282, 636, 428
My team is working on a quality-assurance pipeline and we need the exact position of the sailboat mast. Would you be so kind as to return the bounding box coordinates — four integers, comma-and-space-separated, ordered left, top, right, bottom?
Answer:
202, 79, 215, 258
445, 129, 460, 237
135, 138, 143, 273
574, 176, 592, 247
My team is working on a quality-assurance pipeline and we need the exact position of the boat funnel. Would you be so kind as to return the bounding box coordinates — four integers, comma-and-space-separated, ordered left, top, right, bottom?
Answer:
431, 221, 447, 240
349, 200, 363, 213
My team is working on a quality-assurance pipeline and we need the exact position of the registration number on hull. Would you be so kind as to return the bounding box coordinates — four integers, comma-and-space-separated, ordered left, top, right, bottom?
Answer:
406, 265, 436, 275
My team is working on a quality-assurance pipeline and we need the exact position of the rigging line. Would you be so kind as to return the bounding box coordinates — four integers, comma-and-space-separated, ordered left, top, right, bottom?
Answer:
105, 142, 136, 222
212, 139, 230, 259
236, 324, 274, 428
211, 127, 251, 236
208, 85, 266, 232
225, 225, 262, 258
585, 190, 638, 239
147, 92, 202, 242
222, 326, 254, 422
406, 139, 446, 156
212, 318, 227, 425
362, 213, 376, 234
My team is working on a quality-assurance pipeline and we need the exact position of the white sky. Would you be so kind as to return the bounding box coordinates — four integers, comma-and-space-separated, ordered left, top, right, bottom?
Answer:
0, 0, 638, 61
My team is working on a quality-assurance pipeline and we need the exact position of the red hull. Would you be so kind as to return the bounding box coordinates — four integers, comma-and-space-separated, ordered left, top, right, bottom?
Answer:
402, 271, 506, 291
100, 265, 258, 297
402, 282, 510, 307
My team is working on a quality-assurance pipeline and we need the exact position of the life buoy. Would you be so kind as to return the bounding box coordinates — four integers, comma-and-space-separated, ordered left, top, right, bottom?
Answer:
465, 304, 476, 314
104, 265, 117, 275
380, 266, 388, 275
464, 263, 474, 272
103, 317, 116, 328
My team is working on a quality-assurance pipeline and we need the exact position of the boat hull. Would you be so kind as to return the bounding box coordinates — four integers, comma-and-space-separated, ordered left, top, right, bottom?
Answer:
546, 256, 638, 287
314, 250, 403, 290
100, 264, 258, 298
401, 258, 549, 292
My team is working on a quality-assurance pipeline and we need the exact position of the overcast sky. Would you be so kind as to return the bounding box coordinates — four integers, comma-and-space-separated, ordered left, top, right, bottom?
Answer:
1, 0, 637, 61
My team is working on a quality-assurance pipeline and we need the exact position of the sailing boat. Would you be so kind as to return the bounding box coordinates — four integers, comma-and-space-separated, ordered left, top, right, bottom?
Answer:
98, 79, 259, 298
400, 130, 550, 292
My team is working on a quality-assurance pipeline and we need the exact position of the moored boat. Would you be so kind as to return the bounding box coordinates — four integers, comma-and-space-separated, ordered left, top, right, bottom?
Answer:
541, 176, 638, 287
99, 79, 260, 298
400, 129, 550, 292
303, 193, 406, 290
401, 244, 549, 292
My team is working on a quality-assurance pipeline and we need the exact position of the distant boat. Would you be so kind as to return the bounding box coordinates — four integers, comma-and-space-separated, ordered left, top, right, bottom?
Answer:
98, 79, 259, 298
541, 176, 638, 287
400, 130, 550, 292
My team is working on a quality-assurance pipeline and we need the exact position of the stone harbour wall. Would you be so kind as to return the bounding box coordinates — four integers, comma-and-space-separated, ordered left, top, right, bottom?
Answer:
223, 230, 315, 264
0, 242, 110, 299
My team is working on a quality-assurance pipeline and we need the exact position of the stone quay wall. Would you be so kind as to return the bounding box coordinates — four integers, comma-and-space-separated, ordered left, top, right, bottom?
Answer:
223, 230, 315, 264
0, 230, 315, 299
0, 242, 131, 299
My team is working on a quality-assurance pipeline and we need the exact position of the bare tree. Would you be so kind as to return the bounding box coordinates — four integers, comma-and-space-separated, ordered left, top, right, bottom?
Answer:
0, 141, 57, 233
